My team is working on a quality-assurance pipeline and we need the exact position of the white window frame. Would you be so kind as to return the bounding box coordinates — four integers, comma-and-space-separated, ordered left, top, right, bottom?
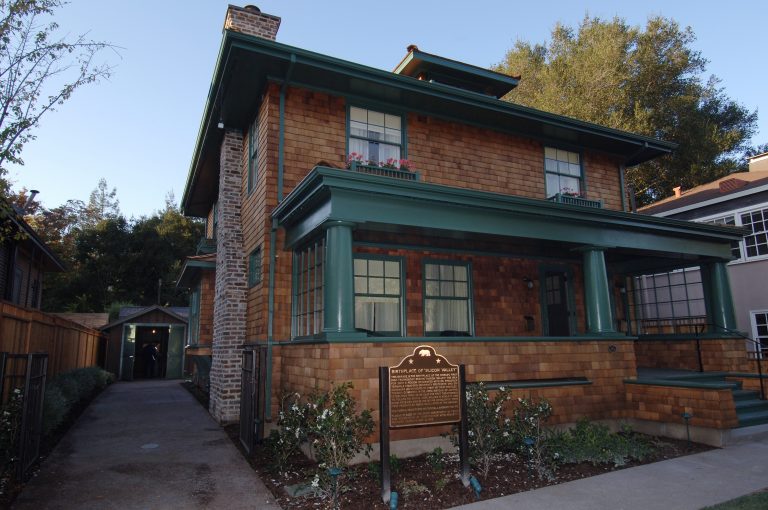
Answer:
749, 309, 768, 357
696, 200, 768, 265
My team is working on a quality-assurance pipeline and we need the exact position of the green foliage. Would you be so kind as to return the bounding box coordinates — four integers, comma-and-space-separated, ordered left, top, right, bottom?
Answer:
511, 397, 553, 480
43, 367, 114, 437
266, 393, 308, 476
547, 419, 652, 467
41, 385, 68, 436
0, 0, 115, 174
426, 447, 445, 473
494, 15, 759, 206
453, 383, 514, 478
305, 382, 374, 504
389, 454, 401, 475
0, 389, 24, 474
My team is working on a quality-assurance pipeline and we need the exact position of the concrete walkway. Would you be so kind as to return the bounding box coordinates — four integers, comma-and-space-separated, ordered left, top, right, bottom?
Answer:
13, 380, 280, 510
457, 436, 768, 510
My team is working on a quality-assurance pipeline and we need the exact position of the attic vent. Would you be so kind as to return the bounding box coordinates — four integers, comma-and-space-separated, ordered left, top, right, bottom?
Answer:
719, 178, 748, 193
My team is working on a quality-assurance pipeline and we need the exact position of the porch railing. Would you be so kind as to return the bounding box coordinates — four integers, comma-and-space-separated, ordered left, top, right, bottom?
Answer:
348, 161, 420, 181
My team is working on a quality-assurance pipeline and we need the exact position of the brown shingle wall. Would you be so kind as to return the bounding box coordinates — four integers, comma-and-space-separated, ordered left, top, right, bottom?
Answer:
625, 384, 738, 429
198, 270, 215, 345
634, 338, 753, 372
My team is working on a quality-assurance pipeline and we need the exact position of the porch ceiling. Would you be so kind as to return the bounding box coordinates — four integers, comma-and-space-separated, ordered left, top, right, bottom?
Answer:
272, 167, 742, 264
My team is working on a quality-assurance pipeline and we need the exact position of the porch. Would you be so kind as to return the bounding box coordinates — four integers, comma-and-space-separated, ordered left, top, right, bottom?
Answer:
264, 165, 763, 443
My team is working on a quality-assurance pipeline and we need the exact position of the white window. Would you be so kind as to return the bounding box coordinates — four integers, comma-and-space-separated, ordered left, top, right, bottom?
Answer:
750, 310, 768, 356
354, 257, 403, 335
424, 261, 472, 336
348, 106, 402, 165
698, 204, 768, 263
545, 147, 582, 198
704, 216, 742, 259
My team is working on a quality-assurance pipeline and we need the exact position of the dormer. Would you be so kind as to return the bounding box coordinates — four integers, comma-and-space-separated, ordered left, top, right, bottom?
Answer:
393, 45, 520, 98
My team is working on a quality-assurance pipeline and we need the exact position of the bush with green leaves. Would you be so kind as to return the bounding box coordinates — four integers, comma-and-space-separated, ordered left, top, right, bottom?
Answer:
547, 419, 652, 467
511, 396, 553, 480
305, 382, 374, 505
41, 385, 68, 436
0, 389, 24, 473
452, 383, 514, 478
42, 367, 114, 437
266, 392, 308, 476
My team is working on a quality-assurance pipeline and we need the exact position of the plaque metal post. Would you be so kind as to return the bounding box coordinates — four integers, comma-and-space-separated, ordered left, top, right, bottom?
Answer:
458, 364, 470, 487
379, 367, 391, 503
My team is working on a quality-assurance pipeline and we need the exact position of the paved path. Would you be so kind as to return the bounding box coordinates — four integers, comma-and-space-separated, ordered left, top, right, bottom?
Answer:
457, 436, 768, 510
13, 380, 280, 510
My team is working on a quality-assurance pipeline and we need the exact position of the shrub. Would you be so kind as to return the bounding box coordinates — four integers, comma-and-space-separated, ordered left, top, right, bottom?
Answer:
51, 373, 81, 406
547, 419, 652, 467
511, 397, 553, 480
266, 392, 308, 476
0, 389, 24, 472
41, 385, 68, 436
306, 382, 374, 505
453, 383, 513, 478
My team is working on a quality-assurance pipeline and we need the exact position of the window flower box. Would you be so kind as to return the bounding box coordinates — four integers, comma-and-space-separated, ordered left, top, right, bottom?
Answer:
547, 193, 603, 208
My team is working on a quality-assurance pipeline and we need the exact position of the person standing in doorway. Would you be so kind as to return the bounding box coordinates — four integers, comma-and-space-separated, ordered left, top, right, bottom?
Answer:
141, 343, 158, 378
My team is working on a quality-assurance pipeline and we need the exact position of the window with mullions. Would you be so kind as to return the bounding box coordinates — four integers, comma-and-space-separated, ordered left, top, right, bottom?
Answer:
424, 261, 472, 336
705, 216, 742, 259
248, 117, 258, 194
292, 240, 324, 338
354, 257, 403, 336
545, 147, 582, 197
629, 268, 706, 333
188, 283, 200, 345
750, 311, 768, 357
740, 208, 768, 259
348, 106, 402, 164
248, 247, 262, 288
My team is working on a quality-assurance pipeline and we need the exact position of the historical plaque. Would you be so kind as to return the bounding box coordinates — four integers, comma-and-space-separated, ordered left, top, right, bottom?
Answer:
388, 345, 461, 428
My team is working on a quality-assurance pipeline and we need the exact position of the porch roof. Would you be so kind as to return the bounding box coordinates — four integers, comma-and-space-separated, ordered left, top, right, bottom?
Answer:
272, 167, 743, 266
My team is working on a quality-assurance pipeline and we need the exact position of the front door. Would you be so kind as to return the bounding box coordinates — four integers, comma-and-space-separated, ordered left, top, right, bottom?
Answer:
544, 270, 571, 336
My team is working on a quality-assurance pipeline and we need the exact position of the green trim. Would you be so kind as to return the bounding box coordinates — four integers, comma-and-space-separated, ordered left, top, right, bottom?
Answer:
353, 254, 407, 337
539, 264, 577, 336
624, 378, 736, 390
727, 372, 768, 380
619, 165, 627, 212
355, 241, 581, 263
422, 258, 474, 337
282, 334, 635, 345
483, 378, 591, 390
635, 333, 742, 341
273, 168, 740, 259
247, 117, 258, 194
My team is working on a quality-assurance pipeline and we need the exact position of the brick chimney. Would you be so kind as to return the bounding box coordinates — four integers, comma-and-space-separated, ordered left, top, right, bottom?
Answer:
224, 5, 281, 40
673, 186, 682, 198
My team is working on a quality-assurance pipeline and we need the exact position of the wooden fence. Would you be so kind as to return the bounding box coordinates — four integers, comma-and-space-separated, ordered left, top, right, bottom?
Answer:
0, 301, 106, 377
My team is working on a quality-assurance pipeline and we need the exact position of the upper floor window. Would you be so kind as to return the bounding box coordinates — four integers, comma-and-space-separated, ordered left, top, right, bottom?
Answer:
248, 117, 258, 194
348, 106, 402, 165
699, 205, 768, 262
424, 261, 472, 336
545, 147, 582, 198
354, 256, 403, 336
248, 246, 262, 288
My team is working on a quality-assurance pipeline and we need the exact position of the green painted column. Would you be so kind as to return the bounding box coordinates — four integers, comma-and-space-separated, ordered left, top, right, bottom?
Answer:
323, 221, 356, 335
582, 247, 615, 334
702, 261, 737, 333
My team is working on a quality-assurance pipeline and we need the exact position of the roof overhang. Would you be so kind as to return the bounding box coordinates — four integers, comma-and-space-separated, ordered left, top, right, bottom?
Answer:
182, 31, 676, 217
273, 167, 742, 265
176, 257, 216, 288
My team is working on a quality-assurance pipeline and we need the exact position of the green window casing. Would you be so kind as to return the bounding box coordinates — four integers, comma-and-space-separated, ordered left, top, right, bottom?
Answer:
348, 106, 403, 165
248, 247, 262, 288
292, 240, 325, 338
354, 256, 404, 336
423, 261, 473, 336
248, 117, 258, 194
188, 283, 201, 345
545, 147, 582, 198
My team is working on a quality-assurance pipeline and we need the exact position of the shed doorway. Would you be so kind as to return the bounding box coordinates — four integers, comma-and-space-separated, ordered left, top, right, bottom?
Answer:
120, 324, 185, 381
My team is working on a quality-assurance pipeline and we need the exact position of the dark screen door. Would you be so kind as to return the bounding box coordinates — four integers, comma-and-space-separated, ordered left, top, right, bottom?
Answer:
545, 271, 571, 336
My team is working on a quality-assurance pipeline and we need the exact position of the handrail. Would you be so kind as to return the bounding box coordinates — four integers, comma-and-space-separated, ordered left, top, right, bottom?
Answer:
703, 323, 765, 401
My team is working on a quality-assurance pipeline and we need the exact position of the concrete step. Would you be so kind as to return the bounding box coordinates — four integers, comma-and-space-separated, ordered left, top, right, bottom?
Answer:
735, 399, 768, 413
732, 389, 760, 401
737, 409, 768, 428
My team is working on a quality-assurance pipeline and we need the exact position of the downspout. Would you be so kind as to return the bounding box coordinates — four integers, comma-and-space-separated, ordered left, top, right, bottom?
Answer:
266, 53, 296, 420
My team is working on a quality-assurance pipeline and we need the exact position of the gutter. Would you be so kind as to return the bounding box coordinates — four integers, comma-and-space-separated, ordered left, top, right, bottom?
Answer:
266, 53, 296, 420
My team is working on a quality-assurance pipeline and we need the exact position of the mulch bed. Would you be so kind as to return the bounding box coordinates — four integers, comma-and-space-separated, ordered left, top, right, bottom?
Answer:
221, 422, 712, 510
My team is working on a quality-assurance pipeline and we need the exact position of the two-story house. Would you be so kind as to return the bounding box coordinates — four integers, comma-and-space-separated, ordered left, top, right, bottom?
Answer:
178, 5, 765, 448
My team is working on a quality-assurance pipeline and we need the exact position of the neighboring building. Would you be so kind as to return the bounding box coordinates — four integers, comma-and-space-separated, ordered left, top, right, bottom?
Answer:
100, 305, 188, 381
0, 201, 65, 309
641, 152, 768, 354
179, 5, 763, 444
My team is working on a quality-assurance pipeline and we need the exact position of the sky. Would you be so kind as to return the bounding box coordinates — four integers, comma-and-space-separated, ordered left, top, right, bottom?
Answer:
7, 0, 768, 218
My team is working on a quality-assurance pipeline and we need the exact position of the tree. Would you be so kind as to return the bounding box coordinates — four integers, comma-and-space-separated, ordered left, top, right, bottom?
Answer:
0, 0, 115, 176
82, 178, 119, 226
494, 16, 758, 206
